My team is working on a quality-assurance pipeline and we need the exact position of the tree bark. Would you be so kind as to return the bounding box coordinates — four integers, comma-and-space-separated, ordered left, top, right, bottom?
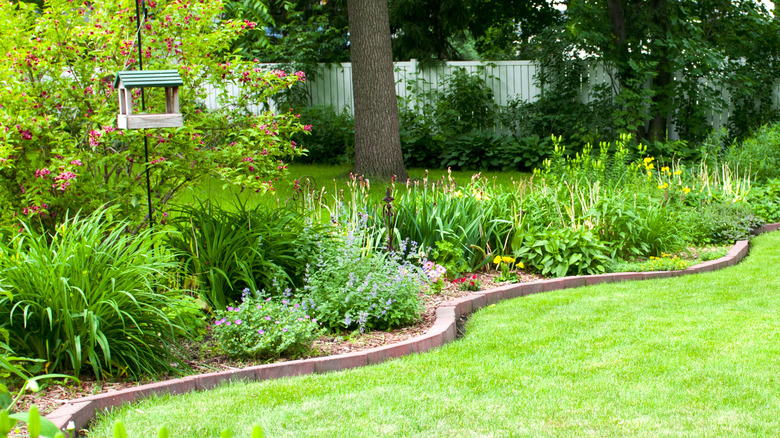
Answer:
347, 0, 409, 181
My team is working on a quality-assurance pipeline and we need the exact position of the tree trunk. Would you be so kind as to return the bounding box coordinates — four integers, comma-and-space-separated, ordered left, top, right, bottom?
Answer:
347, 0, 409, 181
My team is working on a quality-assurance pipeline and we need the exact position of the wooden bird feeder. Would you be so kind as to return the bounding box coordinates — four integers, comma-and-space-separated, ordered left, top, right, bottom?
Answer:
115, 70, 183, 129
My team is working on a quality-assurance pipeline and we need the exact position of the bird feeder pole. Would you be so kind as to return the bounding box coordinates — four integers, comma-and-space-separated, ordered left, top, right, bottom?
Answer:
135, 0, 154, 231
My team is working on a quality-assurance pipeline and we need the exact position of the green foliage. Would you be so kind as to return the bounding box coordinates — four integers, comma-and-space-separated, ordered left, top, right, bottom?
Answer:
522, 0, 780, 146
0, 209, 192, 378
430, 240, 469, 279
211, 295, 320, 359
638, 254, 691, 272
680, 201, 764, 245
304, 233, 424, 333
168, 201, 326, 310
513, 226, 610, 277
292, 106, 354, 165
726, 123, 780, 183
393, 174, 515, 269
0, 0, 307, 230
747, 178, 780, 222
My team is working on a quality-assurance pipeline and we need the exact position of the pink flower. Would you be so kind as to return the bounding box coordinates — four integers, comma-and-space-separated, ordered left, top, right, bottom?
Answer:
88, 130, 101, 147
302, 125, 312, 132
295, 71, 306, 82
70, 159, 82, 166
35, 168, 51, 179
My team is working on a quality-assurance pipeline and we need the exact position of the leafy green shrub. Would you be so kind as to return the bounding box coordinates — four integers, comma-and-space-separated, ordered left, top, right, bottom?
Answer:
211, 294, 320, 359
430, 240, 469, 279
726, 123, 780, 182
0, 210, 191, 378
747, 178, 780, 222
292, 105, 354, 164
304, 236, 424, 333
168, 201, 326, 310
513, 226, 610, 277
681, 201, 764, 244
587, 194, 685, 259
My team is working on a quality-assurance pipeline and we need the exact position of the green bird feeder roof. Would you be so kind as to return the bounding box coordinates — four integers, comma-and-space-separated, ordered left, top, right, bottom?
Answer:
114, 70, 183, 89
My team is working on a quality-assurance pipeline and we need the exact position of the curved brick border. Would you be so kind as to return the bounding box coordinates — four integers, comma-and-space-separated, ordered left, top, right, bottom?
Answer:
47, 223, 780, 433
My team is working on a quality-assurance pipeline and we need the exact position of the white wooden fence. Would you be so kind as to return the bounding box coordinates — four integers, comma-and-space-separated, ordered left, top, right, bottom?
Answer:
204, 60, 780, 139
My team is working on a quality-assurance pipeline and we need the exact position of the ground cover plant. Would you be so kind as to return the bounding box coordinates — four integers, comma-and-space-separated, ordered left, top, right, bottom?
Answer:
88, 231, 780, 437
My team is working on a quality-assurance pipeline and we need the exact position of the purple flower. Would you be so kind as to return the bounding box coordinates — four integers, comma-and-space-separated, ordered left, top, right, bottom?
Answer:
265, 316, 272, 321
258, 329, 265, 335
298, 318, 304, 321
226, 321, 232, 326
275, 320, 280, 324
214, 320, 222, 326
294, 303, 300, 308
227, 306, 234, 311
235, 320, 242, 325
257, 305, 262, 309
282, 328, 288, 332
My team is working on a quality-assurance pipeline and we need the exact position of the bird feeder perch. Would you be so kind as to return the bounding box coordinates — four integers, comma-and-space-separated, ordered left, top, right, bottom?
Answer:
115, 70, 183, 129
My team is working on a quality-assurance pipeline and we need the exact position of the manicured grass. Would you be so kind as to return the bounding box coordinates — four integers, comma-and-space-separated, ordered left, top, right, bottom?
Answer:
89, 233, 780, 437
176, 164, 530, 210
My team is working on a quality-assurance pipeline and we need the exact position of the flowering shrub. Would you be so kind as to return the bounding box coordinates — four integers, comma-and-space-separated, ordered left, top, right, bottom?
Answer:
304, 236, 424, 333
0, 0, 308, 230
211, 293, 320, 359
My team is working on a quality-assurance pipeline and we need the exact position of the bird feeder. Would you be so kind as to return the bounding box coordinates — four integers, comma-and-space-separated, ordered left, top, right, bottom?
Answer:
115, 70, 183, 129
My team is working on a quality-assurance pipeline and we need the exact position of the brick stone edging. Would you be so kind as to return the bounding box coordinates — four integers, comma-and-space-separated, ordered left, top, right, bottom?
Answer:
47, 224, 780, 433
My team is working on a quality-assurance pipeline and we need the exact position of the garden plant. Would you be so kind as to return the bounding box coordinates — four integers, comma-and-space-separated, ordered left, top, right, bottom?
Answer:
0, 0, 779, 436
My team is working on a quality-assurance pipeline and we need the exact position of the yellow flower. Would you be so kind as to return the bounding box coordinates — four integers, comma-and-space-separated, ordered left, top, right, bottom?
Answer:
501, 256, 515, 264
682, 186, 691, 194
517, 261, 525, 269
493, 255, 502, 265
661, 166, 670, 173
643, 156, 655, 163
453, 190, 463, 198
674, 170, 682, 175
646, 163, 655, 170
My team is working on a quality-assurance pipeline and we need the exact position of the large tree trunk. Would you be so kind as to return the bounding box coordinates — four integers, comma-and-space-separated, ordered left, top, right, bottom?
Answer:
347, 0, 409, 181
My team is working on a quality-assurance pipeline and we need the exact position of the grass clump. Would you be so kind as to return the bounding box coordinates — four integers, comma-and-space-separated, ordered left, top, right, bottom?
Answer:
0, 209, 191, 379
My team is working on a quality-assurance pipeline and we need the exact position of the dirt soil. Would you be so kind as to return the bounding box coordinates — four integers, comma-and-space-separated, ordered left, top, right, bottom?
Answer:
14, 271, 543, 417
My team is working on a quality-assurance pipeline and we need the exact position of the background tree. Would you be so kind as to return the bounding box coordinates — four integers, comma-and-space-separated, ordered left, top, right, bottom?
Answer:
347, 0, 409, 180
561, 0, 780, 143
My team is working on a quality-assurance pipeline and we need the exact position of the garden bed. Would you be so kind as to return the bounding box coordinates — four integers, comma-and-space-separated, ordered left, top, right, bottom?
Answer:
14, 271, 544, 417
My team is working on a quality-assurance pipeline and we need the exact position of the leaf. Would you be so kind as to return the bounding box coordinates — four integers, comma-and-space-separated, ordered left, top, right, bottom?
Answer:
8, 412, 60, 438
251, 424, 265, 438
113, 421, 128, 438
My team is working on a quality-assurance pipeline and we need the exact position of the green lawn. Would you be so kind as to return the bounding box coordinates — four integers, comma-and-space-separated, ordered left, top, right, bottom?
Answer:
90, 232, 780, 437
176, 164, 530, 210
